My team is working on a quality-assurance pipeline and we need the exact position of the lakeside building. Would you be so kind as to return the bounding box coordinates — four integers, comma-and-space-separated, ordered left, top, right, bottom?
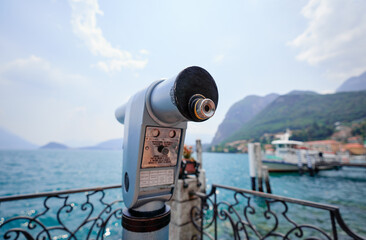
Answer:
305, 139, 366, 156
304, 140, 342, 154
344, 143, 366, 155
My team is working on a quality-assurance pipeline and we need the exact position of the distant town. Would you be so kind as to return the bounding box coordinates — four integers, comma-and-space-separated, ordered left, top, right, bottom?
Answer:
210, 121, 366, 156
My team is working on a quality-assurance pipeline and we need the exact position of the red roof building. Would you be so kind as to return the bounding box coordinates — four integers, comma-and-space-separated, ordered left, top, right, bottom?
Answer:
304, 140, 342, 153
344, 143, 366, 155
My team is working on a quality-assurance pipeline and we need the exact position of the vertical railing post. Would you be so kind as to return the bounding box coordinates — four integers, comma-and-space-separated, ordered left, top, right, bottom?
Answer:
214, 186, 218, 240
330, 211, 338, 240
200, 194, 204, 240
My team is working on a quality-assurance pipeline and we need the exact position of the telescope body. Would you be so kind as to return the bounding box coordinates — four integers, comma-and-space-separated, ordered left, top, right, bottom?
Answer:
115, 66, 218, 211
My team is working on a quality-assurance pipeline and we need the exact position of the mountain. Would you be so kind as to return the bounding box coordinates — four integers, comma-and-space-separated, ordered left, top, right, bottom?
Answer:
81, 138, 123, 150
0, 127, 37, 150
337, 71, 366, 92
211, 93, 279, 145
95, 138, 122, 150
40, 142, 69, 149
222, 90, 366, 143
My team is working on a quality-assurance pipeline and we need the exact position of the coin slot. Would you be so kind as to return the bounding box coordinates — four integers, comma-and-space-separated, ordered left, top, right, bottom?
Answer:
158, 145, 164, 153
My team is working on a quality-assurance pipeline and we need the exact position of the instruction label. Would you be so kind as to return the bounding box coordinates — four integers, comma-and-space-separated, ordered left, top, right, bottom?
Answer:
140, 169, 174, 188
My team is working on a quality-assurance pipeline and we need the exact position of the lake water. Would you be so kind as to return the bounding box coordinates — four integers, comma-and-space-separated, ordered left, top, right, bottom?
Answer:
1, 150, 365, 238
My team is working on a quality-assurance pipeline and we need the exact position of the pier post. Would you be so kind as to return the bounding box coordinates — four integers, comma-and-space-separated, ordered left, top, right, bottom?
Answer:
196, 139, 206, 193
306, 151, 314, 176
254, 143, 264, 192
248, 143, 257, 191
196, 139, 203, 170
297, 150, 303, 175
262, 166, 272, 194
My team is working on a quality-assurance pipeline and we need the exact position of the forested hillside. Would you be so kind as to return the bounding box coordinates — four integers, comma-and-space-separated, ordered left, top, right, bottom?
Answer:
211, 93, 278, 145
221, 91, 366, 143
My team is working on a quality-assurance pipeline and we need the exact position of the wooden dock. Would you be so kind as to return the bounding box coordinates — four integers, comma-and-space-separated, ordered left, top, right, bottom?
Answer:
316, 162, 366, 168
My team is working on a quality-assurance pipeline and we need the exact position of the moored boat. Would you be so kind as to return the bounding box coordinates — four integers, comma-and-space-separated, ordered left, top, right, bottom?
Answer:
263, 131, 343, 172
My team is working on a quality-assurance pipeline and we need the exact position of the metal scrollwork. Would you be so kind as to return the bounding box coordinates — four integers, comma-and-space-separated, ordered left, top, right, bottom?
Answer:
191, 184, 365, 240
0, 185, 123, 240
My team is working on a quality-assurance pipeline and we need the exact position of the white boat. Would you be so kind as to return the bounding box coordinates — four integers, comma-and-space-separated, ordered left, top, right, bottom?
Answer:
263, 131, 342, 173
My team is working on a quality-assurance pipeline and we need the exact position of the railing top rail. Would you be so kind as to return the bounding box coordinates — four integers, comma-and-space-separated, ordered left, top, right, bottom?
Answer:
211, 183, 338, 211
0, 184, 122, 202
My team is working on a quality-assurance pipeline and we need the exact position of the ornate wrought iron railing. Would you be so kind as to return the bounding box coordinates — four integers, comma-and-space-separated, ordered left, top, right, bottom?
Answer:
2, 183, 365, 240
191, 184, 365, 240
0, 185, 123, 240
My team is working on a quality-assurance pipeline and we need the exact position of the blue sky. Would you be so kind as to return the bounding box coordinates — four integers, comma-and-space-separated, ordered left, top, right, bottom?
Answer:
0, 0, 365, 146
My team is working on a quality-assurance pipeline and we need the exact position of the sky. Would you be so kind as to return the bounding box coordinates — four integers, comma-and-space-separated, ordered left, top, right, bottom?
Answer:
0, 0, 366, 147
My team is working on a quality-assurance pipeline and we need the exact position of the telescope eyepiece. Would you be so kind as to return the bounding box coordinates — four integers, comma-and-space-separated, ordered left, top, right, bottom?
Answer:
189, 94, 216, 121
195, 98, 215, 120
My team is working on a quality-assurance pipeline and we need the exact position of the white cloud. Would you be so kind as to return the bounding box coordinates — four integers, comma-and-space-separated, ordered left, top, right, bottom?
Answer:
289, 0, 366, 81
0, 55, 86, 87
93, 59, 148, 72
69, 0, 147, 72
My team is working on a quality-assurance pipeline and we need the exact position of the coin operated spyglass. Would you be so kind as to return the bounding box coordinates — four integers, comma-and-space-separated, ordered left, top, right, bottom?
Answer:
115, 66, 218, 239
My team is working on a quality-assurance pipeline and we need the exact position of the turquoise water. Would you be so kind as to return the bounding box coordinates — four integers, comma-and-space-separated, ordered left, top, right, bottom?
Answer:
1, 150, 366, 238
203, 153, 366, 238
